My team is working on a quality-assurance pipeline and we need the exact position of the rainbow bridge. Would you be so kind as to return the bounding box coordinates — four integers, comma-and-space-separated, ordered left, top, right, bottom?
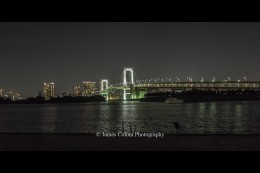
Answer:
100, 68, 260, 101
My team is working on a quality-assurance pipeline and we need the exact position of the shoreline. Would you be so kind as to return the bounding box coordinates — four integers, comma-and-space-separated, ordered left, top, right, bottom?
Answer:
1, 133, 260, 151
1, 99, 260, 105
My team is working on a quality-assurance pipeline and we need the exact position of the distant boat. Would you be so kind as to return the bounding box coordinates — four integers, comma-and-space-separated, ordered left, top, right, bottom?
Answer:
165, 98, 184, 104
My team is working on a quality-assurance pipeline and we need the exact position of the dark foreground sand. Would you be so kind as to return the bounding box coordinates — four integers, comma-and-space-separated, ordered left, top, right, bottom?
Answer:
1, 133, 260, 151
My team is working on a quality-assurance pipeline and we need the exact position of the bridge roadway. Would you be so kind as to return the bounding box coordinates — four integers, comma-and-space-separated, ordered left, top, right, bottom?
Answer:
135, 81, 260, 89
106, 81, 260, 90
101, 81, 260, 100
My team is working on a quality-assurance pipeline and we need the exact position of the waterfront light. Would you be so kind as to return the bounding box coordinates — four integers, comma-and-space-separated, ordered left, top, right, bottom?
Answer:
244, 77, 247, 81
187, 77, 192, 82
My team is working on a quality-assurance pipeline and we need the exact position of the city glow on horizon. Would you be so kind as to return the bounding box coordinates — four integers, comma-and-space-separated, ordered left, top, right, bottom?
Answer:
1, 67, 260, 100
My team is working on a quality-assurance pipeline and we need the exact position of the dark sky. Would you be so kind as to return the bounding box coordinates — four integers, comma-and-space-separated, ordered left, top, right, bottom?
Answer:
1, 22, 260, 97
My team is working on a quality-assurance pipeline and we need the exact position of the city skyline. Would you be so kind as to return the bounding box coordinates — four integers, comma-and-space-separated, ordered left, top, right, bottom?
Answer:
0, 73, 256, 99
1, 22, 260, 96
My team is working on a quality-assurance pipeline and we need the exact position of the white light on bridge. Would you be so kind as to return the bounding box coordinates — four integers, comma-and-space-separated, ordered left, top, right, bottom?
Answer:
228, 77, 231, 82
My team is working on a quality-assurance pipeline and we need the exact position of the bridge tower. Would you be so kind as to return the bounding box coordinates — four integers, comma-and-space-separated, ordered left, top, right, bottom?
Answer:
123, 68, 134, 86
100, 79, 109, 101
123, 68, 135, 100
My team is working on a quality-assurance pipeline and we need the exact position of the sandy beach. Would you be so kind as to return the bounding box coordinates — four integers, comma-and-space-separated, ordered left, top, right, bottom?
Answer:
1, 133, 260, 151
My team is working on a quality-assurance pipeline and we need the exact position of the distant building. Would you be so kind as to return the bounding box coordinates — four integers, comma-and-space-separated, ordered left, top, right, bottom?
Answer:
7, 91, 22, 101
44, 82, 55, 99
62, 91, 70, 97
14, 93, 22, 101
73, 85, 81, 97
82, 81, 96, 96
8, 91, 15, 100
0, 88, 3, 97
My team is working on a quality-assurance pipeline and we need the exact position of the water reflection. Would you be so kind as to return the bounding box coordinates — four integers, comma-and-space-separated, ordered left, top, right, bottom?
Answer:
119, 104, 137, 132
1, 101, 260, 134
203, 102, 217, 134
233, 103, 247, 133
41, 105, 57, 133
72, 104, 99, 133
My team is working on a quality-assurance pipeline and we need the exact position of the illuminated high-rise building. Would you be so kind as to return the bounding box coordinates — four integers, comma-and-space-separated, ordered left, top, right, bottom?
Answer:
43, 82, 55, 99
7, 91, 22, 101
14, 93, 22, 101
73, 85, 81, 97
82, 81, 96, 96
0, 88, 3, 97
8, 91, 15, 100
62, 91, 70, 97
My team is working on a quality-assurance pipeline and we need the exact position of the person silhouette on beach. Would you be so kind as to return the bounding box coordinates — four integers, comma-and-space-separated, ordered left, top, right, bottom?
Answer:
174, 122, 181, 133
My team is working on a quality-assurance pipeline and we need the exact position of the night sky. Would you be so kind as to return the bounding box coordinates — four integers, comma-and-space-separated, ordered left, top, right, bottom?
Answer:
1, 22, 260, 97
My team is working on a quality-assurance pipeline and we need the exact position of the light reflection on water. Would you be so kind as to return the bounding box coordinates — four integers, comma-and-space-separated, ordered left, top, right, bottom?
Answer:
41, 106, 57, 133
0, 101, 260, 134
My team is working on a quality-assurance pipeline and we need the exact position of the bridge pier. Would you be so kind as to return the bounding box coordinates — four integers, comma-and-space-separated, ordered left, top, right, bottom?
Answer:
100, 79, 109, 101
123, 89, 126, 100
